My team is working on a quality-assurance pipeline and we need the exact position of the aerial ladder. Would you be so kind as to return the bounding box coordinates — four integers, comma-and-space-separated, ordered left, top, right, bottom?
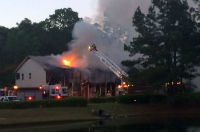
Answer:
88, 42, 133, 95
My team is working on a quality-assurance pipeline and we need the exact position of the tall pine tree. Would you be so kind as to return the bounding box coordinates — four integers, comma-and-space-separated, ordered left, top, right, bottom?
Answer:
123, 0, 200, 94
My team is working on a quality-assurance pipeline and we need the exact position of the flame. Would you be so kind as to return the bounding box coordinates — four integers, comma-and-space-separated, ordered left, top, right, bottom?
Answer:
59, 52, 87, 68
177, 81, 182, 85
118, 83, 129, 89
88, 46, 91, 51
118, 85, 122, 89
63, 59, 71, 66
60, 53, 86, 68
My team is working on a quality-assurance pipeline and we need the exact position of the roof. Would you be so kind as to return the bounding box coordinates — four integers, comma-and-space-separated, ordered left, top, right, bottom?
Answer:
15, 56, 70, 72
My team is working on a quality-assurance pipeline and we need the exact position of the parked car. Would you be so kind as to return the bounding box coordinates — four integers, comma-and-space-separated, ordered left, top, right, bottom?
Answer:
0, 96, 20, 102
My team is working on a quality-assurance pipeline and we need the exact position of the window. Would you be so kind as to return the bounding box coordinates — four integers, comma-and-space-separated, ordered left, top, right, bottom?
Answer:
29, 73, 31, 79
16, 73, 20, 80
22, 74, 24, 80
62, 88, 68, 94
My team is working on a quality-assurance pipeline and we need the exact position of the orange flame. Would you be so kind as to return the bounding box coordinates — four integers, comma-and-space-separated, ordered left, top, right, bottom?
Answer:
61, 53, 85, 68
63, 59, 71, 67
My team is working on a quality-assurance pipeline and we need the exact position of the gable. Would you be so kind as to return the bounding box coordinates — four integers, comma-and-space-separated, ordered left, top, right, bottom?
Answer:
16, 58, 47, 88
17, 59, 46, 74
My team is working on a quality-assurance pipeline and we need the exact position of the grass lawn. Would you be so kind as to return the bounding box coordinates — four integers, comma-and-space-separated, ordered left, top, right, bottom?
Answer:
0, 103, 200, 130
0, 107, 98, 126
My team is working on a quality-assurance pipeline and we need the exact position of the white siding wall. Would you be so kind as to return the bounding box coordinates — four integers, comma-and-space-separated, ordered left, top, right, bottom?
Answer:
16, 59, 47, 88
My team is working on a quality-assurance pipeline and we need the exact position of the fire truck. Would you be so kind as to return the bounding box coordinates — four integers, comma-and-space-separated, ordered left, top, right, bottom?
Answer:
88, 42, 133, 95
39, 84, 69, 99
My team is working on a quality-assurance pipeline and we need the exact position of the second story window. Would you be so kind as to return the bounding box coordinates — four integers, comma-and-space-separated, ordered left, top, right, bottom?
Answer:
29, 73, 31, 79
22, 74, 24, 80
16, 73, 20, 80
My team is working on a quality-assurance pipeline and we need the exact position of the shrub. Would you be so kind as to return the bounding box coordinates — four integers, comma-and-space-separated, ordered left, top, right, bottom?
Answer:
0, 101, 39, 109
117, 94, 150, 104
89, 97, 116, 103
0, 97, 87, 109
117, 94, 167, 104
167, 93, 200, 107
117, 95, 135, 104
62, 97, 88, 107
150, 94, 167, 104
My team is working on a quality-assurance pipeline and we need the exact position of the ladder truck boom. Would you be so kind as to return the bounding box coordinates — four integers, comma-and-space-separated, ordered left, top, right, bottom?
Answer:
88, 42, 128, 80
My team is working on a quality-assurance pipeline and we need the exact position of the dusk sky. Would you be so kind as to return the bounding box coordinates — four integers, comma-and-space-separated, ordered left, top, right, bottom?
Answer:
0, 0, 97, 28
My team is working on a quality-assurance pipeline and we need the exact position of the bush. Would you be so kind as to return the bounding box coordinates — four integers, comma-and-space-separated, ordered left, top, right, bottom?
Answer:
0, 97, 87, 109
0, 101, 39, 109
117, 94, 167, 104
117, 94, 149, 104
167, 93, 200, 107
62, 97, 88, 107
116, 93, 200, 106
88, 94, 167, 104
150, 94, 167, 103
89, 97, 116, 103
117, 95, 135, 104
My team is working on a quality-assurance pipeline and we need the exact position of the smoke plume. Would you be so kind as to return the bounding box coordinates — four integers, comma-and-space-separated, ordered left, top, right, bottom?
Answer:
60, 0, 151, 71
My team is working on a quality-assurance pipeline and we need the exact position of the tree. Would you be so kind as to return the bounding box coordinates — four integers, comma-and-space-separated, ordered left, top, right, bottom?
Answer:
1, 19, 41, 66
39, 8, 81, 54
123, 0, 200, 94
43, 8, 80, 30
0, 26, 9, 68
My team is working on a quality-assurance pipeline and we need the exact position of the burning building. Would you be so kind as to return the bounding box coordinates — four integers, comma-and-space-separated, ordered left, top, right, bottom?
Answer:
15, 56, 119, 100
14, 1, 153, 100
